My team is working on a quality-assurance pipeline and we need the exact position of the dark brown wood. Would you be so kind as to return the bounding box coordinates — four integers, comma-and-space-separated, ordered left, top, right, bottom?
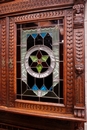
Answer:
73, 1, 85, 118
0, 0, 86, 129
0, 0, 14, 4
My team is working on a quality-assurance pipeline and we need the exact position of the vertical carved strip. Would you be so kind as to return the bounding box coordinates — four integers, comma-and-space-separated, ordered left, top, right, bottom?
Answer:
0, 20, 1, 105
1, 19, 7, 106
66, 10, 73, 113
74, 29, 84, 105
8, 18, 15, 107
73, 2, 85, 118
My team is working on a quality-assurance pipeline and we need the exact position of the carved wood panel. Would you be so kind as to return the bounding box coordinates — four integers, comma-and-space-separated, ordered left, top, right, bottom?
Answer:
73, 1, 85, 119
0, 18, 7, 106
74, 29, 85, 118
66, 10, 74, 113
73, 0, 85, 119
8, 17, 15, 107
0, 0, 73, 16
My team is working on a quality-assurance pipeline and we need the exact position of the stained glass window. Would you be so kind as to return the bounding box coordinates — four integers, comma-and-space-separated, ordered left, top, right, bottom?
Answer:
16, 20, 64, 103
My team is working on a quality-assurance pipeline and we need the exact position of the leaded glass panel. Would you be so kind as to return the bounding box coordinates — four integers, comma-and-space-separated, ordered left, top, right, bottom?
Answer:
16, 20, 64, 103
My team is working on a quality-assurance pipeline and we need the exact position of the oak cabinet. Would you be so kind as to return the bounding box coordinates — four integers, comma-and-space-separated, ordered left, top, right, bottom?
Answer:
0, 0, 85, 129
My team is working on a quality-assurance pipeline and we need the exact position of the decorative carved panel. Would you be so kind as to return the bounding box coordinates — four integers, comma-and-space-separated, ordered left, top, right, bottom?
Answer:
0, 18, 7, 106
74, 29, 85, 118
8, 17, 15, 107
0, 0, 73, 16
74, 29, 84, 103
73, 4, 84, 28
66, 10, 74, 113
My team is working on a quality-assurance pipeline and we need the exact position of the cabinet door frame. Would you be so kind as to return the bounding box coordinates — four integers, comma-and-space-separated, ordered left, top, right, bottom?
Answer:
0, 0, 85, 121
8, 9, 73, 115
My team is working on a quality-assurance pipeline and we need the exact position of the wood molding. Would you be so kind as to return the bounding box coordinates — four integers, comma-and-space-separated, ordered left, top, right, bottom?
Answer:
0, 0, 14, 3
0, 18, 7, 106
0, 0, 73, 16
66, 10, 74, 113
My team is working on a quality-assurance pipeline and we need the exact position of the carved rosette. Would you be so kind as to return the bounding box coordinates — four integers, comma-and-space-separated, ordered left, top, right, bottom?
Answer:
1, 19, 7, 106
66, 10, 73, 113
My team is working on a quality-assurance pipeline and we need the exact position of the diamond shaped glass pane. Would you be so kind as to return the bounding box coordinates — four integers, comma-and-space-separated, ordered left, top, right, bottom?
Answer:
41, 55, 48, 62
30, 56, 38, 62
36, 64, 43, 73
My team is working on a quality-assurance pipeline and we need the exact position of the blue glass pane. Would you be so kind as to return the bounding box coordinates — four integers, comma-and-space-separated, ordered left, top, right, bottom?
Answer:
49, 86, 53, 91
40, 33, 46, 38
40, 85, 47, 91
32, 85, 38, 90
32, 34, 37, 39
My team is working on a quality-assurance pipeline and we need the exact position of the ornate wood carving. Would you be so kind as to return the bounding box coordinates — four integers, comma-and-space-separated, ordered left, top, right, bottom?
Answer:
73, 1, 85, 118
66, 10, 74, 113
74, 29, 84, 103
0, 19, 7, 106
8, 9, 74, 114
13, 10, 65, 22
8, 18, 15, 107
15, 101, 65, 114
74, 107, 85, 118
73, 3, 84, 28
8, 10, 65, 109
75, 64, 84, 75
74, 29, 85, 117
0, 0, 73, 16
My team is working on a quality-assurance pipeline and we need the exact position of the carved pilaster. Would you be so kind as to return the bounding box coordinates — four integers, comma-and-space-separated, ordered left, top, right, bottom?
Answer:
0, 18, 7, 106
8, 18, 15, 107
73, 0, 85, 118
66, 10, 74, 113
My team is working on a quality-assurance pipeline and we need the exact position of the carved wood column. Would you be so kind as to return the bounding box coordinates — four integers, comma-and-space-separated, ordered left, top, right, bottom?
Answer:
73, 0, 85, 118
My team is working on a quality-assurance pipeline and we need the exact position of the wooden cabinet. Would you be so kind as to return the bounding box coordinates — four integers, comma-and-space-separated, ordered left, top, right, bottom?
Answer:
0, 0, 86, 129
